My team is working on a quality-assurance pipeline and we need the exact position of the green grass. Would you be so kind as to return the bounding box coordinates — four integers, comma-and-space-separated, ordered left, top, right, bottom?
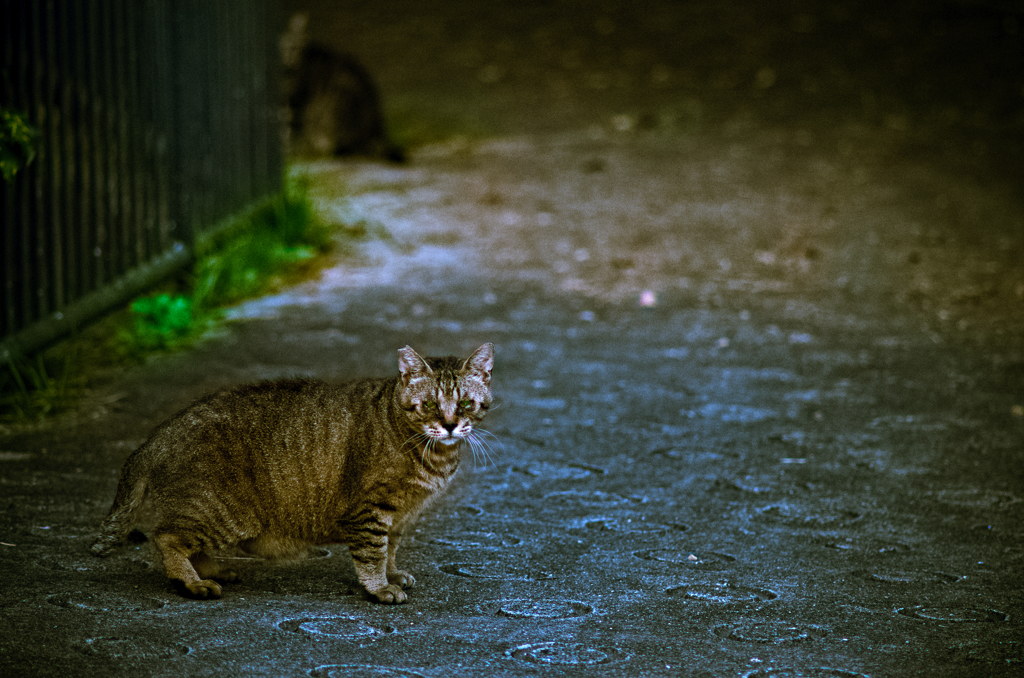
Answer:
121, 292, 198, 353
117, 173, 333, 358
0, 351, 83, 424
194, 175, 330, 304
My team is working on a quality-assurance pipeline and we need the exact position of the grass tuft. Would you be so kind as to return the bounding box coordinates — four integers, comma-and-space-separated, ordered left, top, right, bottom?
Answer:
0, 352, 82, 424
122, 293, 198, 353
119, 174, 333, 358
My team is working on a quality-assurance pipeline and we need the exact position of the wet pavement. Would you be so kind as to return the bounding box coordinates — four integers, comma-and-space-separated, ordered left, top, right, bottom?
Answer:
2, 1, 1024, 676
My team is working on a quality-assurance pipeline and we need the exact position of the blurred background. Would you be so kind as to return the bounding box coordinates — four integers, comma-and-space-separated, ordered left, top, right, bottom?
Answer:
3, 0, 1022, 363
286, 0, 1023, 183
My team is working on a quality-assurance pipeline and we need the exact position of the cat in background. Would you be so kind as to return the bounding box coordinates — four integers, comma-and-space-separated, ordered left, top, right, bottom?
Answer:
280, 12, 405, 162
91, 343, 494, 603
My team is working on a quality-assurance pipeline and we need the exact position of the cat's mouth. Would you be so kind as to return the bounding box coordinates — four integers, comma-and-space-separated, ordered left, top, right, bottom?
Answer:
428, 427, 466, 446
435, 430, 465, 445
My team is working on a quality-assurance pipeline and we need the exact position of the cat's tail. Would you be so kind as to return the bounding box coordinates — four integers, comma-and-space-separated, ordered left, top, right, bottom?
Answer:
90, 451, 149, 557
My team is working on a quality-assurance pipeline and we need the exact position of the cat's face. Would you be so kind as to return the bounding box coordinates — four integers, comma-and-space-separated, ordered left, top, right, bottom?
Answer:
397, 344, 494, 446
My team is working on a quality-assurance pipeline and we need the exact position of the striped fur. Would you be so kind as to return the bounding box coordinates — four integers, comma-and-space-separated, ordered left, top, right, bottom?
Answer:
91, 344, 494, 603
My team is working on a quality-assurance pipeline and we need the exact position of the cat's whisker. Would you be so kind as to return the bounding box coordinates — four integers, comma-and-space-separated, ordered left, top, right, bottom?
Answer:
469, 427, 502, 456
472, 427, 505, 450
403, 436, 426, 463
465, 436, 485, 469
479, 440, 499, 468
421, 436, 435, 469
474, 441, 494, 469
465, 431, 499, 469
399, 431, 438, 471
400, 432, 426, 452
462, 434, 478, 468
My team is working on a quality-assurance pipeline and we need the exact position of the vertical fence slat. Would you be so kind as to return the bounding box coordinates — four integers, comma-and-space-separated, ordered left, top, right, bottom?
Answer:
123, 0, 149, 268
149, 0, 175, 252
113, 0, 128, 273
29, 1, 46, 321
55, 0, 77, 310
40, 0, 61, 313
1, 0, 11, 338
115, 0, 135, 272
86, 0, 104, 292
1, 0, 24, 337
103, 1, 120, 285
71, 0, 93, 303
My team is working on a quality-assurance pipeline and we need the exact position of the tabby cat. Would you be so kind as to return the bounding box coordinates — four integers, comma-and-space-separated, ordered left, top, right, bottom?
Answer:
280, 12, 405, 162
91, 344, 494, 604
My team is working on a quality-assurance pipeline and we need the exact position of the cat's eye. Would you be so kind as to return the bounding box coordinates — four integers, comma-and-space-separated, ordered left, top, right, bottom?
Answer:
421, 400, 438, 412
458, 399, 473, 410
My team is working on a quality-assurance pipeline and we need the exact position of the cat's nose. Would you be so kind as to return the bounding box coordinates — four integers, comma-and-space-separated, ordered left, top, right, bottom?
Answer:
441, 422, 457, 434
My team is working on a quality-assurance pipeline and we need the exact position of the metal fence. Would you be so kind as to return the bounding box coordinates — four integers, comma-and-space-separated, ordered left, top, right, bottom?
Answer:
1, 0, 282, 360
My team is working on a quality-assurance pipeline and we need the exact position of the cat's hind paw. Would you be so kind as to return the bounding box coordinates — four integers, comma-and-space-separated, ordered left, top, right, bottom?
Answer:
388, 570, 416, 589
212, 568, 240, 584
369, 584, 408, 604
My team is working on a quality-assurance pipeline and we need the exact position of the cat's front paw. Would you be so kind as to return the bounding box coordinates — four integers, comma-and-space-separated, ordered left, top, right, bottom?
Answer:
388, 570, 416, 589
369, 584, 408, 604
179, 579, 223, 599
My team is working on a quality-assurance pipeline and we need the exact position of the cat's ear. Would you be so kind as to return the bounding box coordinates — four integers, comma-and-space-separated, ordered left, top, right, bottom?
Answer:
288, 12, 309, 34
462, 343, 494, 381
281, 13, 309, 68
398, 346, 432, 385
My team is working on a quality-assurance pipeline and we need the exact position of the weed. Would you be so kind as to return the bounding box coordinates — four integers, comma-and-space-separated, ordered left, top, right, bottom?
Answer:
121, 293, 200, 353
119, 173, 335, 357
0, 352, 81, 424
190, 175, 330, 310
0, 107, 39, 181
